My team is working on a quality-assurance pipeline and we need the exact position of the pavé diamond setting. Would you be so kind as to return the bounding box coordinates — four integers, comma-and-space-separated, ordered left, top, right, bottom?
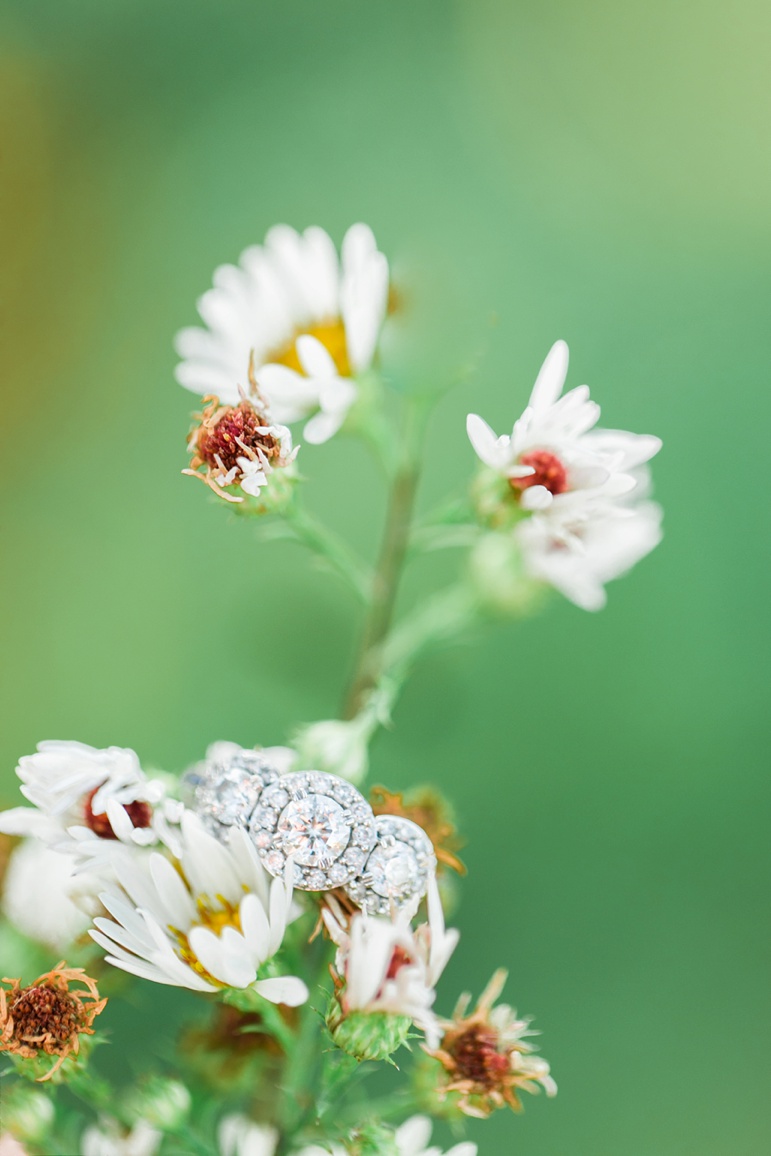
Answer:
345, 814, 436, 914
183, 746, 279, 840
250, 771, 377, 892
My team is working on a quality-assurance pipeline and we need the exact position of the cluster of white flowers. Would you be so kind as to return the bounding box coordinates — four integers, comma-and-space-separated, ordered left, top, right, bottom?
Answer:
0, 218, 665, 1152
217, 1113, 476, 1156
0, 736, 457, 1035
467, 340, 662, 609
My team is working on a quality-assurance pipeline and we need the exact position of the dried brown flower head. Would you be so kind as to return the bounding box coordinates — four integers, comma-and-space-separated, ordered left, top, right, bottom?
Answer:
425, 969, 556, 1118
370, 785, 466, 875
0, 963, 107, 1081
184, 390, 283, 503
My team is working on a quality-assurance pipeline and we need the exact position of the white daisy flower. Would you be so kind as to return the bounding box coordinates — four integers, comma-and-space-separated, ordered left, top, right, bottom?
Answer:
81, 1119, 162, 1156
184, 393, 299, 504
515, 496, 663, 611
1, 840, 94, 951
90, 811, 308, 1003
324, 874, 459, 1048
218, 1115, 278, 1156
175, 223, 389, 444
467, 340, 661, 512
0, 742, 180, 865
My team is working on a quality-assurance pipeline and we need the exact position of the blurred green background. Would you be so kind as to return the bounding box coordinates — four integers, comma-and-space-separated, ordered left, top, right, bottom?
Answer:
1, 1, 769, 1152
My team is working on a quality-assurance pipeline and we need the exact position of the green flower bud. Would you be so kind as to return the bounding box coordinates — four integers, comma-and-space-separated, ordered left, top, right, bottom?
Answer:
470, 468, 524, 530
469, 532, 544, 616
327, 999, 412, 1063
123, 1076, 191, 1131
348, 1122, 399, 1156
1, 1083, 55, 1143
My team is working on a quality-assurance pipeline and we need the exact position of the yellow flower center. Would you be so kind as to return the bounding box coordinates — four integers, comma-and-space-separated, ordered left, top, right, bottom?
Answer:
269, 318, 351, 377
170, 894, 243, 986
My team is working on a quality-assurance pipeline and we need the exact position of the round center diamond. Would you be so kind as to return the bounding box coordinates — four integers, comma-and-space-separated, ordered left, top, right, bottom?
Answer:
251, 771, 377, 890
366, 840, 420, 898
277, 794, 350, 868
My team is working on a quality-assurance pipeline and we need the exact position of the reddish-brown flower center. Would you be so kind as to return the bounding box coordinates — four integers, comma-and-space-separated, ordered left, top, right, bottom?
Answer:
385, 945, 414, 981
10, 985, 81, 1046
196, 400, 280, 473
511, 450, 568, 497
450, 1025, 511, 1088
83, 787, 152, 840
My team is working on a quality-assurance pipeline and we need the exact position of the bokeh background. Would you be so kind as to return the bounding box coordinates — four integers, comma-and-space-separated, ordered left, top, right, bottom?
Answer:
1, 1, 769, 1153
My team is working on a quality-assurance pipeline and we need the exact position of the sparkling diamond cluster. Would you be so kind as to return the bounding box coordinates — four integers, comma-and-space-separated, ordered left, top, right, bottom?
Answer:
250, 771, 377, 892
189, 752, 436, 909
183, 747, 278, 840
345, 815, 436, 915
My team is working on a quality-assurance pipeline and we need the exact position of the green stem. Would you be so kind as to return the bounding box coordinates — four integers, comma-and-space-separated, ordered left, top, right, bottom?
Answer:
343, 397, 430, 718
336, 1087, 425, 1127
277, 937, 331, 1138
284, 503, 374, 603
64, 1064, 114, 1114
221, 987, 296, 1054
379, 584, 479, 686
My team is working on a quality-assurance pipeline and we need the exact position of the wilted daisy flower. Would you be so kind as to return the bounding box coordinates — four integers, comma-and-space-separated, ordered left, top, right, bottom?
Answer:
324, 874, 459, 1056
175, 223, 389, 444
370, 786, 466, 876
515, 494, 663, 611
218, 1114, 279, 1156
1, 840, 94, 951
81, 1119, 162, 1156
0, 963, 106, 1081
467, 340, 661, 515
184, 390, 298, 504
0, 741, 182, 865
90, 812, 307, 1004
425, 969, 556, 1118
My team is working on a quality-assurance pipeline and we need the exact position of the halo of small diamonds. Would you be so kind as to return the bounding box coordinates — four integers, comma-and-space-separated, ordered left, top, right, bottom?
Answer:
184, 747, 279, 841
250, 771, 377, 891
345, 815, 436, 914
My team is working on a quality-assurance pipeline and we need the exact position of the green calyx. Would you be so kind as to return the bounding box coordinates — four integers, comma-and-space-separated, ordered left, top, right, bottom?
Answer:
327, 1000, 412, 1063
347, 1122, 400, 1155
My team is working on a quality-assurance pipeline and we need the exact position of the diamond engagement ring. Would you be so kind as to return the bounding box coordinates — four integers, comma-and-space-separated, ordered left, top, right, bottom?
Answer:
186, 746, 436, 911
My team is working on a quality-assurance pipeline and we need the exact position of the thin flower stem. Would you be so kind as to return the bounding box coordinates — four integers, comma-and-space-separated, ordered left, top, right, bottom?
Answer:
336, 1087, 425, 1127
372, 583, 480, 724
63, 1063, 114, 1113
283, 503, 374, 603
343, 396, 431, 718
222, 987, 296, 1054
277, 937, 330, 1138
